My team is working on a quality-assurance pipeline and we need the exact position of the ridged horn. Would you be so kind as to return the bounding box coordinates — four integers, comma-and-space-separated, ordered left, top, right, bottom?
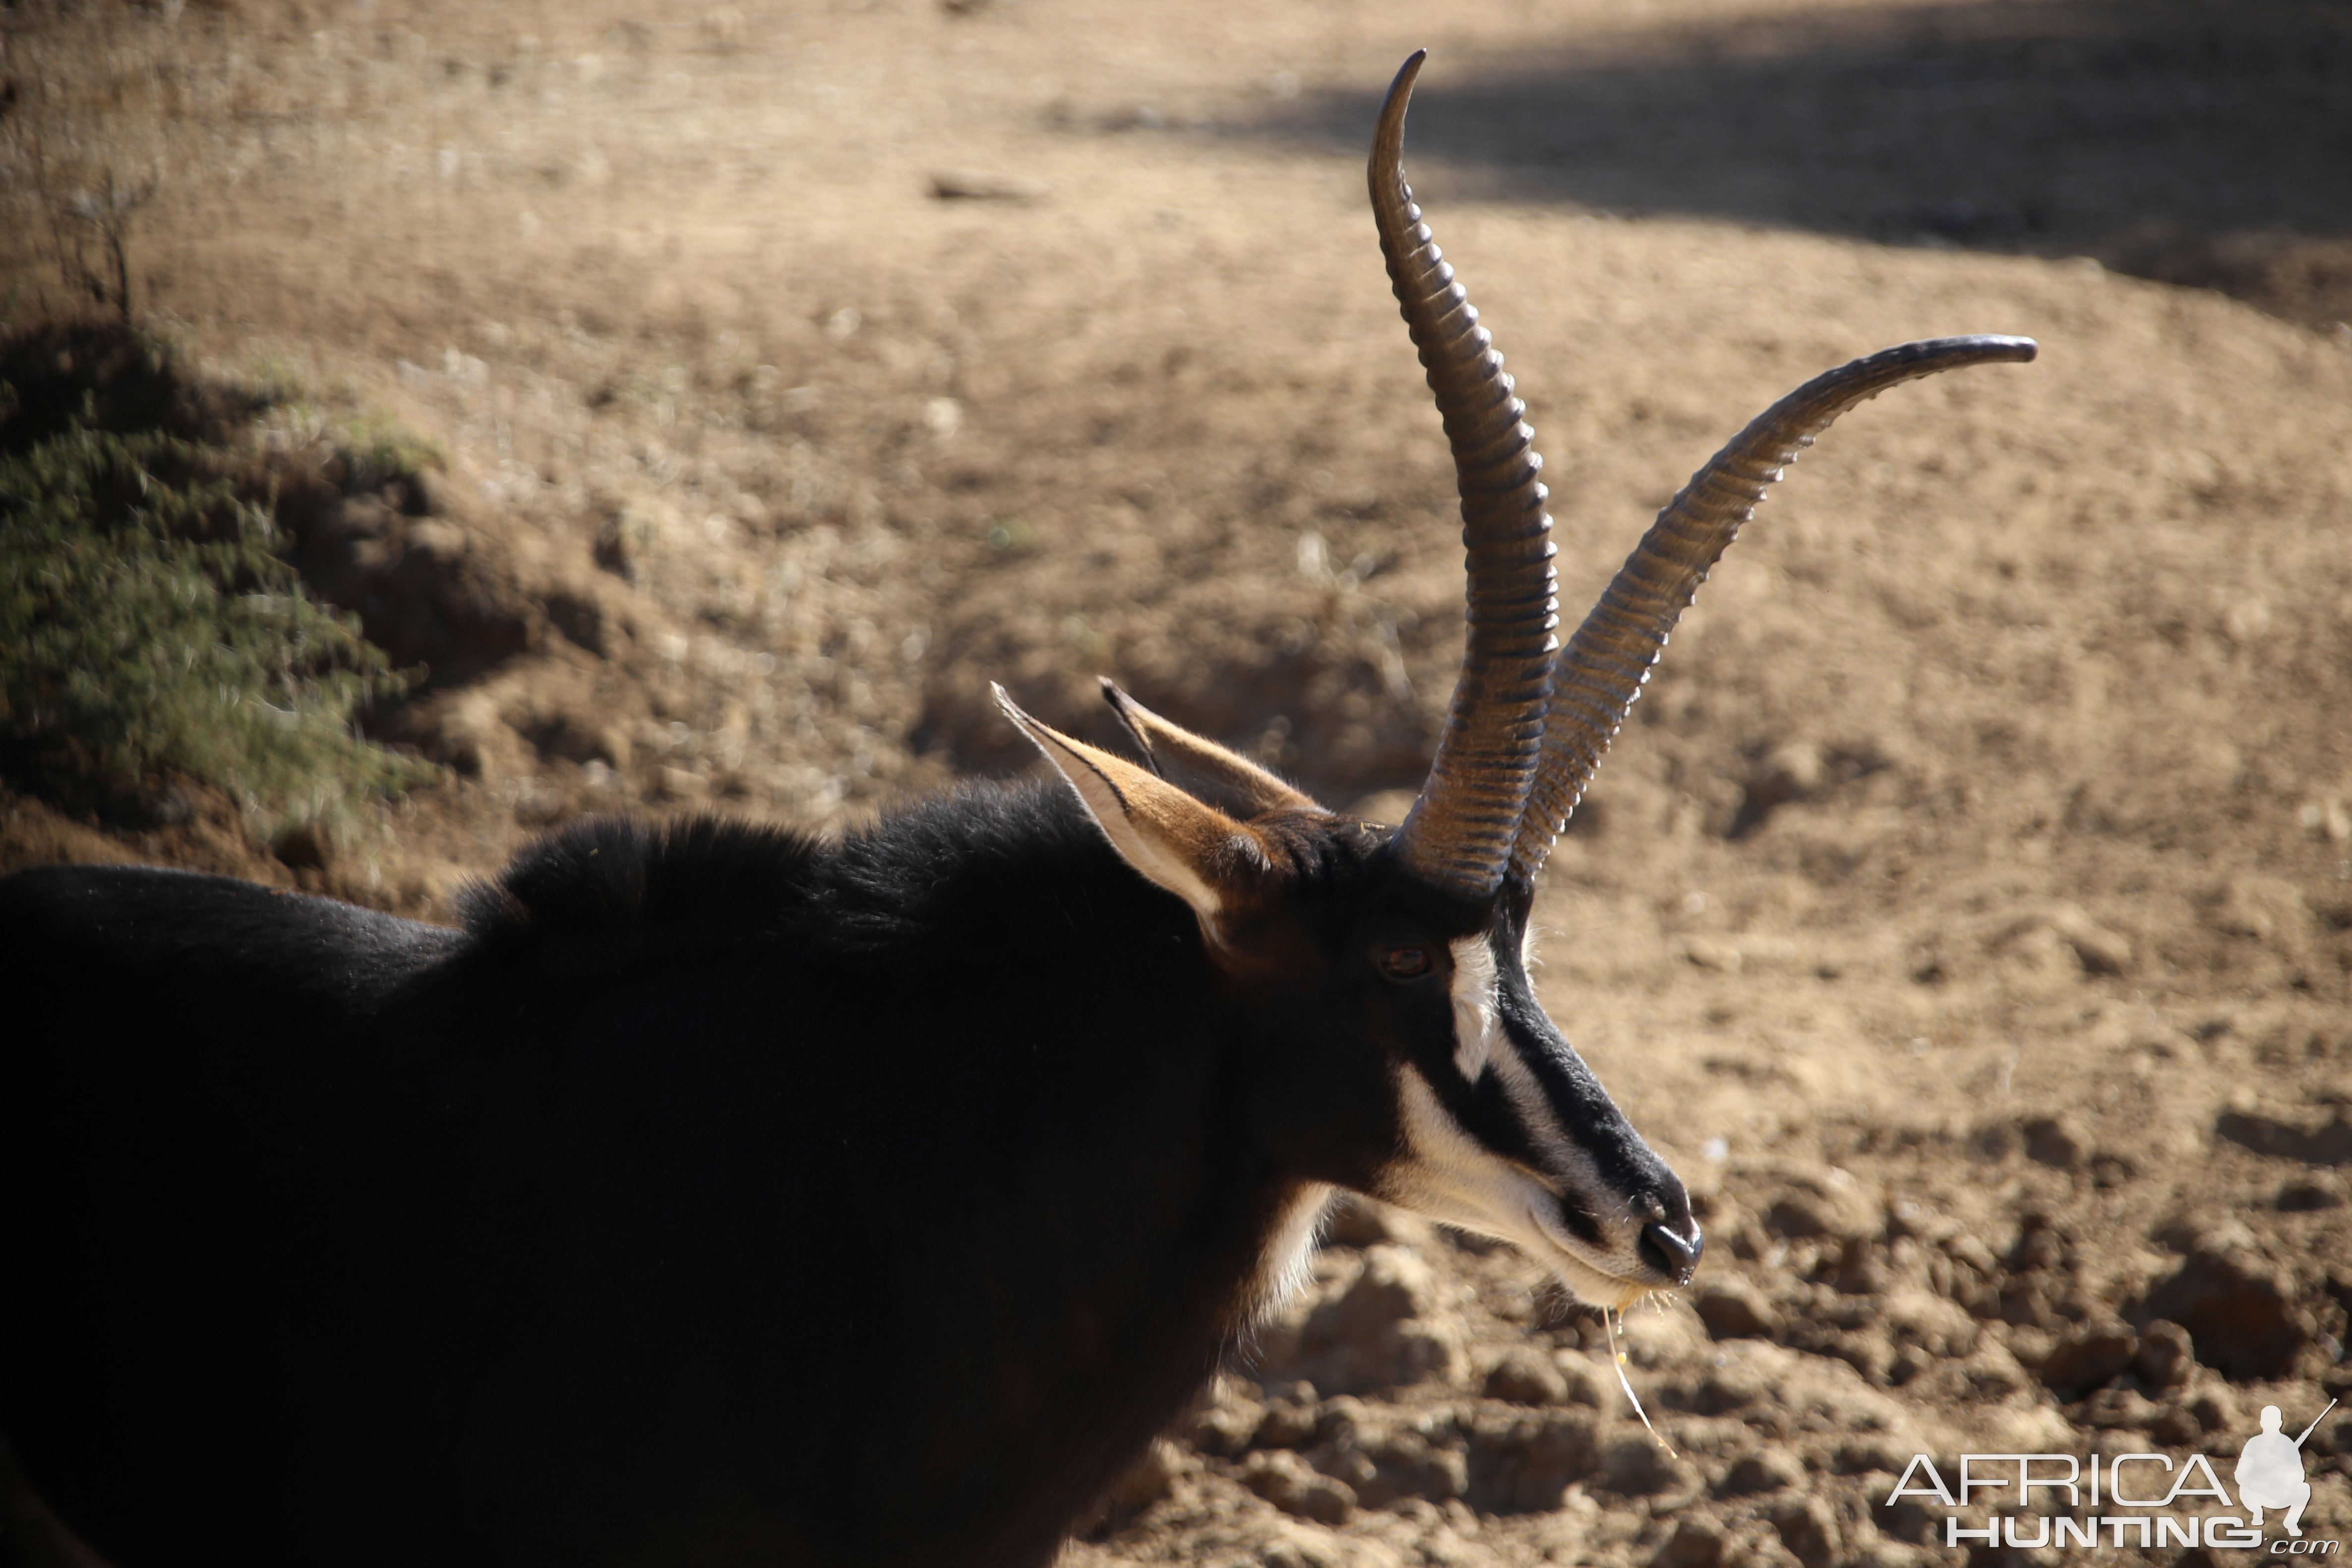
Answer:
1376, 50, 1561, 906
1507, 335, 2038, 886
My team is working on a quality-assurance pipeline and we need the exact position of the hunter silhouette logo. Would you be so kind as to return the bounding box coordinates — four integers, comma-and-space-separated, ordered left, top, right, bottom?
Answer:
1883, 1398, 2339, 1554
2240, 1400, 2334, 1540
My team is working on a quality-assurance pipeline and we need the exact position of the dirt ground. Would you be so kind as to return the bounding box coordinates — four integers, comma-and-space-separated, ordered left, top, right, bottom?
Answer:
4, 0, 2350, 1563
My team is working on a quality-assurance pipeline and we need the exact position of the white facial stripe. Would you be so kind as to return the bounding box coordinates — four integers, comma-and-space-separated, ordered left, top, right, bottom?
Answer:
1387, 1068, 1646, 1309
1447, 935, 1501, 1080
1451, 929, 1636, 1252
1486, 1026, 1614, 1218
1449, 931, 1620, 1234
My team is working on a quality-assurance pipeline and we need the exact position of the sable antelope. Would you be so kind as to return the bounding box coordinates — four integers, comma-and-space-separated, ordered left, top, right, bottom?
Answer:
0, 53, 2032, 1568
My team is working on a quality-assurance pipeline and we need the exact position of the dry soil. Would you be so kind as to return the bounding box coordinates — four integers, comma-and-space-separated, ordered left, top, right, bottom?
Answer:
2, 1, 2349, 1565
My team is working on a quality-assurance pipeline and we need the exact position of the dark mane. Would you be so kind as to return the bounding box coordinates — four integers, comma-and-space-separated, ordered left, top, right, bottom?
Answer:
458, 815, 826, 944
458, 779, 1158, 964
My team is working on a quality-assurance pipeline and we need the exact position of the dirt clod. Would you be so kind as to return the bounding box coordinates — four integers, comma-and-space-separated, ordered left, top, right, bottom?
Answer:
1242, 1450, 1355, 1526
2133, 1319, 2196, 1389
1650, 1514, 1726, 1568
2143, 1242, 2312, 1381
1693, 1276, 1781, 1341
1265, 1246, 1465, 1395
2037, 1320, 2136, 1398
1717, 1448, 1804, 1497
1482, 1349, 1569, 1407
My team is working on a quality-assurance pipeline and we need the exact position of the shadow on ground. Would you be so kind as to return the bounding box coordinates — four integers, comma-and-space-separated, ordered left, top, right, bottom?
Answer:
1233, 0, 2352, 329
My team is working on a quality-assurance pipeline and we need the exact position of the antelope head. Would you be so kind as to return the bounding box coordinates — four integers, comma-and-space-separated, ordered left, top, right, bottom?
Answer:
997, 53, 2034, 1308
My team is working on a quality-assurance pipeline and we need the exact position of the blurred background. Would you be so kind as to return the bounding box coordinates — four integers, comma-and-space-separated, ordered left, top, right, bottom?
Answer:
2, 0, 2347, 1563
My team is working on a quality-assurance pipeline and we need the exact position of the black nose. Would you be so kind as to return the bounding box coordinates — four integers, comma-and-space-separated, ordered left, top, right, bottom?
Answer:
1638, 1219, 1703, 1285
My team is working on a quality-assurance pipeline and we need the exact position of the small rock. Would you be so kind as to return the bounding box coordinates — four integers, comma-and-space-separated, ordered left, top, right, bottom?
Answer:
2060, 919, 2133, 976
2048, 903, 2132, 975
1833, 1436, 1914, 1475
2003, 1323, 2054, 1372
1767, 1493, 1842, 1568
1464, 1408, 1600, 1513
928, 168, 1051, 202
1485, 1348, 1569, 1406
2005, 1212, 2072, 1273
1881, 1494, 1947, 1547
2076, 1386, 2163, 1430
1310, 1394, 1370, 1444
1694, 1276, 1781, 1341
1693, 1359, 1772, 1415
1985, 903, 2131, 983
2135, 1319, 2195, 1388
2280, 1172, 2349, 1210
1970, 1119, 2021, 1160
1761, 1167, 1879, 1241
2185, 1383, 2240, 1434
1881, 1289, 1980, 1359
2039, 1320, 2137, 1396
593, 508, 641, 577
2144, 1242, 2313, 1380
1827, 1331, 1894, 1386
1242, 1450, 1355, 1525
2208, 875, 2312, 949
2021, 1114, 2087, 1170
1554, 1353, 1614, 1408
1731, 740, 1825, 836
1255, 1390, 1321, 1450
1599, 1431, 1690, 1497
1276, 1245, 1465, 1393
1652, 1514, 1727, 1568
2154, 1212, 2259, 1255
1317, 1423, 1467, 1508
1681, 935, 1743, 973
1718, 1448, 1805, 1496
2218, 1106, 2352, 1167
1996, 1276, 2058, 1331
1256, 1522, 1398, 1568
1188, 1385, 1266, 1456
1957, 1341, 2032, 1401
1831, 1237, 1890, 1295
2300, 796, 2352, 842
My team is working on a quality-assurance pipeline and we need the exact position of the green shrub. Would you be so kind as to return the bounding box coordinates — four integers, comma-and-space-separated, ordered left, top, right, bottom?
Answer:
0, 422, 437, 834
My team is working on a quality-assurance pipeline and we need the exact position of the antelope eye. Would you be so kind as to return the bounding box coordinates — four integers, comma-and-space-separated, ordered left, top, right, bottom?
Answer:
1378, 945, 1432, 981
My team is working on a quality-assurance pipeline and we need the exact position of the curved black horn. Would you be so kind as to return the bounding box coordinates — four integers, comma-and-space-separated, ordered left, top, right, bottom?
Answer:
1508, 335, 2038, 886
1376, 50, 1561, 905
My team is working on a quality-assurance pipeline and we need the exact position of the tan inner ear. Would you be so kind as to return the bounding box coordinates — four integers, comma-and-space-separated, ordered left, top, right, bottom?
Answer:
1100, 678, 1325, 818
994, 684, 1265, 926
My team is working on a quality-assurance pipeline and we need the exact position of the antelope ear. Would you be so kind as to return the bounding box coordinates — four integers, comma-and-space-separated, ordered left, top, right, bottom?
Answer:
1099, 678, 1326, 819
995, 683, 1266, 928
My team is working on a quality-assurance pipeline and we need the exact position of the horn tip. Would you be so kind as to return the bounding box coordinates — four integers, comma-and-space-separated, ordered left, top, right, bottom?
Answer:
1384, 49, 1428, 108
1935, 333, 2037, 365
1959, 333, 2037, 362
